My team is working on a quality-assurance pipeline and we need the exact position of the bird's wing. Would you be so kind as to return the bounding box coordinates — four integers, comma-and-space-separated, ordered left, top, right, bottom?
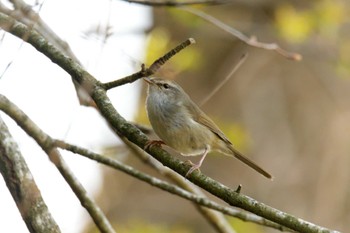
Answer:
187, 102, 273, 179
186, 100, 232, 145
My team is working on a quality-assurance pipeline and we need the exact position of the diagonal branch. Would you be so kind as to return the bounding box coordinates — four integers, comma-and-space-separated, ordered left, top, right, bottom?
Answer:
0, 12, 338, 233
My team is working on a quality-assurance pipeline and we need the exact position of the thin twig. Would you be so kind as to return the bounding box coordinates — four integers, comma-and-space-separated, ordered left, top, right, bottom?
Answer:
182, 7, 302, 61
102, 38, 196, 90
200, 53, 248, 106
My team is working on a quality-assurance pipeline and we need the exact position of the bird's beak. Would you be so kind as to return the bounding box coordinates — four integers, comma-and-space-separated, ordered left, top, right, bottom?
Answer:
143, 77, 154, 85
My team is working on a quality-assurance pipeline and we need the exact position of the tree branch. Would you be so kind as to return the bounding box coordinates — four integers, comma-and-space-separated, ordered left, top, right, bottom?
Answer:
0, 12, 339, 233
0, 116, 61, 233
0, 95, 115, 233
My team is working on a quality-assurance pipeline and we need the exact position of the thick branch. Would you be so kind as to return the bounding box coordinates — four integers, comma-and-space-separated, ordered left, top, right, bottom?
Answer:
0, 12, 338, 233
0, 116, 61, 233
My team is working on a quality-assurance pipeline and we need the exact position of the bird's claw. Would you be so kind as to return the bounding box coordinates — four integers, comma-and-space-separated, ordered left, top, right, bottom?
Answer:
185, 160, 201, 177
144, 140, 165, 151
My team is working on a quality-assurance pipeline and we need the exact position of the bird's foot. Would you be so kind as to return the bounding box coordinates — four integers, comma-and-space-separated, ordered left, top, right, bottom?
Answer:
185, 160, 201, 177
144, 140, 165, 150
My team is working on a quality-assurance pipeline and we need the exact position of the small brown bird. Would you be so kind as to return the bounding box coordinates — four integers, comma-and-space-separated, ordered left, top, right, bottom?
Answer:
144, 77, 272, 179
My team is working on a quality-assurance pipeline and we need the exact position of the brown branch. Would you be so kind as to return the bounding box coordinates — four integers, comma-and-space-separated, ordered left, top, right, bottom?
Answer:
102, 38, 196, 90
182, 7, 302, 61
0, 116, 61, 233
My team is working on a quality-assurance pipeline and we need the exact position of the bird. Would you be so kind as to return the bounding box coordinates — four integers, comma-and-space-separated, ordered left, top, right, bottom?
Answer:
144, 77, 272, 179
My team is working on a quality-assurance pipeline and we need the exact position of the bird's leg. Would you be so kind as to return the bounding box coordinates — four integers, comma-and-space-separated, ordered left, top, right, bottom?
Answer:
185, 145, 209, 177
144, 140, 165, 150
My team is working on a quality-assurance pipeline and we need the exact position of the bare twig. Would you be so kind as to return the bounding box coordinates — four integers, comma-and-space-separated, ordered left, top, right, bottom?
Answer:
102, 38, 196, 90
182, 7, 302, 61
200, 53, 248, 106
0, 116, 61, 233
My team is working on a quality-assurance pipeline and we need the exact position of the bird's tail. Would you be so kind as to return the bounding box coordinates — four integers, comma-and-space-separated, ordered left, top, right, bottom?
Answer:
229, 145, 273, 180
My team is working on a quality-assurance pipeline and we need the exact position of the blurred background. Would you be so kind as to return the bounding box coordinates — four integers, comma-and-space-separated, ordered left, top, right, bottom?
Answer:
1, 0, 349, 232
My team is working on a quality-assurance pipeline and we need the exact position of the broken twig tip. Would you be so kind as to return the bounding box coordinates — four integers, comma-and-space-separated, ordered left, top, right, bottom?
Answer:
293, 53, 303, 61
188, 38, 196, 44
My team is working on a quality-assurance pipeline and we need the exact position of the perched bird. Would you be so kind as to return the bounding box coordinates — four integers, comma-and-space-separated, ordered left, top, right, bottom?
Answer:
144, 77, 272, 179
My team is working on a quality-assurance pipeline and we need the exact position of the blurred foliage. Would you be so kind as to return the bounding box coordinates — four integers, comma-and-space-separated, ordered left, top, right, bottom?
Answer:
337, 40, 350, 78
275, 4, 314, 43
215, 118, 250, 152
86, 220, 193, 233
168, 7, 204, 28
116, 220, 193, 233
229, 217, 263, 233
275, 0, 346, 43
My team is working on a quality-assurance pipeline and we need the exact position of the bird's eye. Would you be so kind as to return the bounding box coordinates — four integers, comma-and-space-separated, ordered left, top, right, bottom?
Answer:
162, 83, 170, 89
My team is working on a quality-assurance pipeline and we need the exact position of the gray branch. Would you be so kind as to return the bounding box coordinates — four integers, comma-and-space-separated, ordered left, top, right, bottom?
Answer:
0, 116, 61, 233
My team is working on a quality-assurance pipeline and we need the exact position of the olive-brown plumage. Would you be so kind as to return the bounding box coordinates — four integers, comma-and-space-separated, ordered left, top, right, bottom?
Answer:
144, 77, 272, 179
